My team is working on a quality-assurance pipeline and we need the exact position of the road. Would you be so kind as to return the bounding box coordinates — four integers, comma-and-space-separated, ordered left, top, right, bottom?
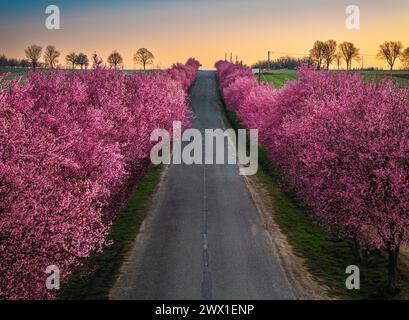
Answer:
111, 71, 296, 300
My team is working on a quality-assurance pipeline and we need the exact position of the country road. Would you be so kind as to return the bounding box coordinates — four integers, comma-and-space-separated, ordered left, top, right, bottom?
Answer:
110, 71, 296, 300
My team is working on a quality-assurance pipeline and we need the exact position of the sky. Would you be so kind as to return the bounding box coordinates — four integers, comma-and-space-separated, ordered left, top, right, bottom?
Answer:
0, 0, 408, 69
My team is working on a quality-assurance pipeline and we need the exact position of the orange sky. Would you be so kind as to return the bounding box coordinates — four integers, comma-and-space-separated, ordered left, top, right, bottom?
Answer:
1, 0, 408, 69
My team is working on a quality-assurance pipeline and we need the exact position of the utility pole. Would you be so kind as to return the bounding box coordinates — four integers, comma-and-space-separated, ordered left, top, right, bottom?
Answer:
225, 53, 227, 62
268, 51, 271, 71
236, 56, 238, 64
230, 53, 233, 63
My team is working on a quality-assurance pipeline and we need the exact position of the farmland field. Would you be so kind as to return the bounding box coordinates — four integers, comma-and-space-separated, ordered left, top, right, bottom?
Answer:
260, 69, 409, 88
0, 67, 162, 80
360, 70, 409, 86
259, 70, 298, 87
0, 67, 29, 80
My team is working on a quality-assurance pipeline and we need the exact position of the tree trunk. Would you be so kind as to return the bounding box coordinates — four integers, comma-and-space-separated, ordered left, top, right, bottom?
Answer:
354, 238, 363, 261
388, 247, 400, 294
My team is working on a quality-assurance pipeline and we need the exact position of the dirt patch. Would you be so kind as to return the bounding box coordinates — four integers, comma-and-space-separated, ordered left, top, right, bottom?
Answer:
243, 174, 332, 300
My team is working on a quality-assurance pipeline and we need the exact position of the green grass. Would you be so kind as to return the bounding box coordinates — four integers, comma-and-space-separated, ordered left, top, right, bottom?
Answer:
259, 70, 298, 88
59, 165, 163, 300
0, 67, 154, 80
259, 69, 409, 88
360, 72, 409, 87
0, 67, 29, 80
220, 87, 409, 299
257, 168, 409, 300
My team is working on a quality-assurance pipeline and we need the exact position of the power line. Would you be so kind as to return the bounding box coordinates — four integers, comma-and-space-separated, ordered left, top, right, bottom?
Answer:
269, 51, 308, 56
268, 50, 377, 57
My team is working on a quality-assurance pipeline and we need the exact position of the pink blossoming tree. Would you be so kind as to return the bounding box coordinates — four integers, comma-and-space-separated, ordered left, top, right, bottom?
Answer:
216, 61, 409, 292
0, 57, 199, 299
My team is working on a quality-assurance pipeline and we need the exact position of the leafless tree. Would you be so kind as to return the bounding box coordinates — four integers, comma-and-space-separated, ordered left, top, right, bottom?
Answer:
0, 54, 7, 67
309, 41, 326, 70
401, 47, 409, 70
24, 44, 42, 71
75, 53, 89, 70
134, 48, 154, 70
339, 42, 360, 70
66, 52, 77, 70
335, 52, 343, 70
20, 59, 30, 68
44, 45, 60, 69
107, 51, 123, 70
377, 41, 403, 70
323, 40, 337, 70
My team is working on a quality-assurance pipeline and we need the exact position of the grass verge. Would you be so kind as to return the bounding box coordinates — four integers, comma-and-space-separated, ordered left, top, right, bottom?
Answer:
59, 165, 163, 300
218, 79, 409, 299
256, 167, 409, 299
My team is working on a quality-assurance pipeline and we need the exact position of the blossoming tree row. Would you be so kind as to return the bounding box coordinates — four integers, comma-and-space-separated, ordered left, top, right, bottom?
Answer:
216, 60, 409, 293
0, 56, 200, 299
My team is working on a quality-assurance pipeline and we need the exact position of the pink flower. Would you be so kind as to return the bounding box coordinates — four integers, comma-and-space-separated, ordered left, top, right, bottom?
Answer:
0, 58, 200, 299
216, 61, 409, 256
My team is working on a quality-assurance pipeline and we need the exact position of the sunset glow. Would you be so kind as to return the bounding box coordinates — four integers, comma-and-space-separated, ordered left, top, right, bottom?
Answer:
1, 0, 408, 69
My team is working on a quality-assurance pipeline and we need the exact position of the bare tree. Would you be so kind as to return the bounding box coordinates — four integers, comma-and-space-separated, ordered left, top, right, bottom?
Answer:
335, 52, 343, 70
339, 42, 360, 70
20, 59, 30, 68
0, 54, 7, 67
309, 41, 326, 70
44, 45, 60, 69
401, 47, 409, 70
323, 40, 337, 70
107, 51, 123, 70
24, 44, 42, 71
134, 48, 154, 70
377, 41, 403, 70
75, 53, 89, 70
66, 52, 77, 70
8, 58, 19, 67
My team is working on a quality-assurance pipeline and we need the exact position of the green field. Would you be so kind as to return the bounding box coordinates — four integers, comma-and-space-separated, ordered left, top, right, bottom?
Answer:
260, 69, 409, 88
0, 67, 29, 80
0, 67, 157, 80
360, 71, 409, 87
259, 70, 298, 88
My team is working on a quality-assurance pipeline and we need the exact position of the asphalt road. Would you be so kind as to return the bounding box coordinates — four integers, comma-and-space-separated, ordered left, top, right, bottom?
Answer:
111, 71, 296, 300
